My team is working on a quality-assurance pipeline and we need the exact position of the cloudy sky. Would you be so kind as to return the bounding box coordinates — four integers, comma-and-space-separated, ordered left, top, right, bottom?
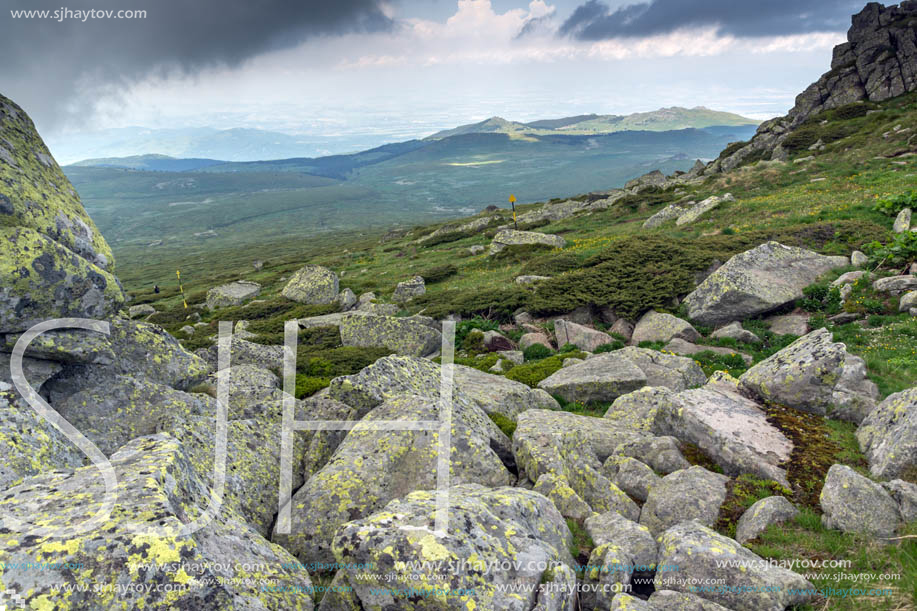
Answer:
2, 0, 865, 150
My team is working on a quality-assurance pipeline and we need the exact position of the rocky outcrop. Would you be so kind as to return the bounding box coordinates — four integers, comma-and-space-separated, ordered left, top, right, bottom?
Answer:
714, 2, 917, 170
554, 319, 614, 351
820, 464, 902, 537
392, 275, 425, 302
205, 280, 261, 309
339, 313, 441, 357
489, 229, 566, 254
631, 310, 701, 345
639, 466, 729, 535
683, 242, 848, 326
282, 264, 339, 304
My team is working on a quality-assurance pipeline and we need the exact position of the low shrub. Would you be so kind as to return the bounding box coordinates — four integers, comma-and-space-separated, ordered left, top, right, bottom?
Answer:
873, 190, 917, 216
488, 412, 517, 438
522, 343, 553, 361
422, 263, 458, 284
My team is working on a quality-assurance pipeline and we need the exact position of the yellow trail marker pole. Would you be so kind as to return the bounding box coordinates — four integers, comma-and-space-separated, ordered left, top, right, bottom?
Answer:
509, 194, 517, 230
176, 270, 188, 309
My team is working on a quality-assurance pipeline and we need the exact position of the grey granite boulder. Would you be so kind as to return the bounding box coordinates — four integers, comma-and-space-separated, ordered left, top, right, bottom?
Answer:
604, 386, 676, 433
538, 351, 647, 403
648, 590, 733, 610
205, 280, 261, 309
735, 496, 799, 544
639, 466, 729, 535
710, 321, 761, 344
857, 387, 917, 479
632, 310, 701, 345
683, 241, 847, 326
554, 319, 615, 351
392, 275, 426, 302
739, 329, 877, 421
489, 229, 566, 254
820, 464, 901, 538
612, 435, 690, 475
873, 274, 917, 296
882, 479, 917, 523
330, 485, 573, 611
655, 521, 816, 611
893, 207, 912, 233
282, 264, 339, 304
604, 456, 660, 502
339, 313, 441, 357
655, 372, 793, 487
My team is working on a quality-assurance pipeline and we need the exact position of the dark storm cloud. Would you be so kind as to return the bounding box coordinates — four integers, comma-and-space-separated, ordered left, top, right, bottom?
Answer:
559, 0, 863, 40
0, 0, 393, 127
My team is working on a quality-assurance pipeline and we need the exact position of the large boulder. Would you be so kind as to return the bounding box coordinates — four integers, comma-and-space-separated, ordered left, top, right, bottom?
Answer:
648, 590, 733, 610
820, 464, 901, 538
631, 310, 701, 345
739, 329, 878, 422
282, 264, 339, 304
710, 321, 761, 344
339, 313, 441, 357
735, 496, 799, 544
330, 485, 574, 611
675, 193, 734, 226
275, 395, 512, 563
604, 386, 676, 433
538, 351, 646, 403
0, 434, 314, 610
205, 280, 261, 309
873, 274, 917, 295
683, 241, 848, 326
655, 522, 816, 611
0, 94, 125, 333
639, 466, 729, 535
614, 346, 706, 390
858, 386, 917, 480
654, 372, 793, 487
554, 319, 614, 351
489, 229, 566, 254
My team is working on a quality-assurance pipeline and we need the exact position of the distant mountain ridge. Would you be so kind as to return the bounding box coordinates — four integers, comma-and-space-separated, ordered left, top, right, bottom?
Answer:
426, 107, 758, 140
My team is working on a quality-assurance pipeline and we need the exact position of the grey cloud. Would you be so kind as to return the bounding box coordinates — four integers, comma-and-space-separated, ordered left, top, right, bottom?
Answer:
559, 0, 863, 40
0, 0, 393, 127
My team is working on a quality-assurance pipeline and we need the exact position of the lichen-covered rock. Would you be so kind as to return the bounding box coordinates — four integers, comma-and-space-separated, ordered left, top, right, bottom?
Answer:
631, 310, 701, 345
655, 522, 816, 611
198, 335, 284, 371
609, 594, 653, 610
282, 264, 339, 304
482, 329, 514, 351
515, 274, 550, 284
554, 319, 614, 351
0, 227, 125, 333
900, 291, 917, 312
857, 387, 917, 480
873, 274, 917, 295
0, 384, 84, 489
537, 352, 647, 403
735, 496, 799, 544
663, 338, 752, 365
764, 312, 809, 336
655, 372, 792, 487
0, 434, 314, 610
675, 193, 734, 226
489, 229, 566, 254
298, 395, 359, 481
520, 331, 553, 351
0, 352, 61, 393
392, 275, 426, 302
639, 466, 729, 535
883, 479, 917, 523
205, 280, 261, 309
820, 464, 901, 537
683, 242, 847, 326
51, 375, 213, 456
559, 433, 640, 520
339, 313, 440, 357
894, 207, 912, 233
604, 386, 676, 432
851, 250, 869, 267
330, 484, 573, 611
612, 435, 690, 475
276, 395, 512, 563
0, 93, 115, 271
604, 456, 660, 502
584, 511, 657, 568
337, 287, 357, 310
203, 364, 282, 419
648, 590, 733, 610
452, 363, 560, 418
534, 472, 593, 521
128, 303, 155, 319
532, 563, 578, 611
739, 328, 877, 420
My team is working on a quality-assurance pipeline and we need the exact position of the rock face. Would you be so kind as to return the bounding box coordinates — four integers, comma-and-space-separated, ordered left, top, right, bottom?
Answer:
276, 395, 512, 563
330, 485, 574, 611
714, 1, 917, 170
655, 372, 793, 487
631, 310, 701, 345
0, 94, 125, 333
489, 229, 566, 254
282, 264, 339, 304
392, 275, 426, 302
0, 435, 314, 610
820, 464, 901, 537
554, 319, 614, 351
683, 242, 847, 326
339, 313, 441, 357
739, 328, 878, 422
205, 280, 261, 309
655, 522, 816, 611
893, 207, 913, 233
857, 386, 917, 479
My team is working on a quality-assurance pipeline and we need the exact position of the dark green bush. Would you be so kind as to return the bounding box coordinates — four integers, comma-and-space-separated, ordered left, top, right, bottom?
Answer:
873, 190, 917, 216
422, 264, 458, 284
505, 352, 585, 388
488, 412, 517, 438
295, 375, 331, 399
411, 286, 530, 321
455, 318, 500, 346
781, 125, 823, 152
522, 343, 553, 361
799, 284, 842, 315
522, 253, 580, 276
718, 140, 749, 160
594, 341, 624, 353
